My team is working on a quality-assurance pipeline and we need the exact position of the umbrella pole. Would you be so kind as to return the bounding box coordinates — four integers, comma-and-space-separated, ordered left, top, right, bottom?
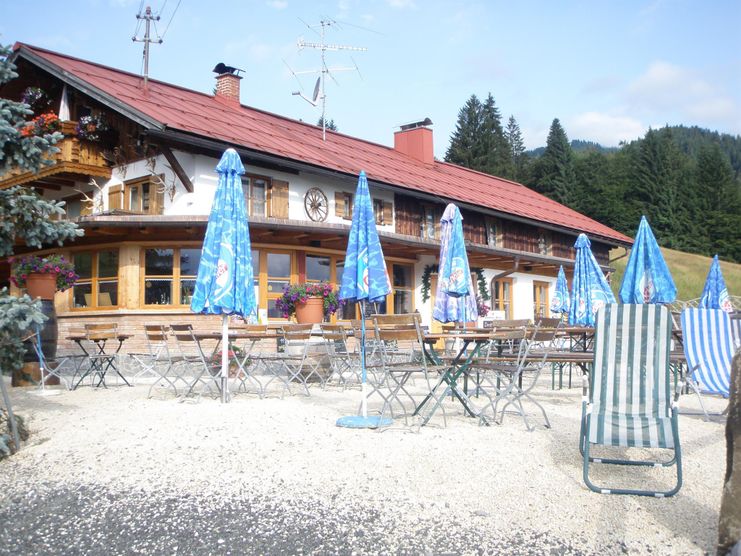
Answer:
360, 302, 367, 419
221, 314, 229, 403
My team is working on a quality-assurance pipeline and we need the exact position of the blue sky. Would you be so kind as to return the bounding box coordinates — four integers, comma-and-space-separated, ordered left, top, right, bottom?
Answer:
3, 0, 740, 157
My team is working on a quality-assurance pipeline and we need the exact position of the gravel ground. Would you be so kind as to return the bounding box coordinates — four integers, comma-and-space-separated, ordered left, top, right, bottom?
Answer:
0, 377, 728, 555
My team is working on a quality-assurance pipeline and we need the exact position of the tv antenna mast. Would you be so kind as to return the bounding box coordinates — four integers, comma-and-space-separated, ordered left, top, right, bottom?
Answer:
132, 5, 163, 89
289, 19, 366, 140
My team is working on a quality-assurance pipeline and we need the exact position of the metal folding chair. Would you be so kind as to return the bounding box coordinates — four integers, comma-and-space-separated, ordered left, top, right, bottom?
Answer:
169, 324, 221, 399
320, 324, 358, 389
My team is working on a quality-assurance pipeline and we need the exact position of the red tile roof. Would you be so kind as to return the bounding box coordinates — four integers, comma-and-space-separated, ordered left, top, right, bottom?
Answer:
15, 43, 632, 245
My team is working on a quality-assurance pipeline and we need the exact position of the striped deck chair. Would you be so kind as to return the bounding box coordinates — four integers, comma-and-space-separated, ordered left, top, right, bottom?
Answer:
680, 308, 738, 419
581, 304, 683, 497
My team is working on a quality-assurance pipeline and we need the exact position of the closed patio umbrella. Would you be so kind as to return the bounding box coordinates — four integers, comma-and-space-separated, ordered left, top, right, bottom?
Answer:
433, 203, 478, 325
336, 171, 392, 428
699, 255, 734, 312
568, 234, 615, 327
190, 148, 257, 403
550, 265, 570, 315
619, 216, 676, 304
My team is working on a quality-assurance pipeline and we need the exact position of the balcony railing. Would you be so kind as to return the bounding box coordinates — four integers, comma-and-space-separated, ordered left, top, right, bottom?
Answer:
0, 121, 112, 189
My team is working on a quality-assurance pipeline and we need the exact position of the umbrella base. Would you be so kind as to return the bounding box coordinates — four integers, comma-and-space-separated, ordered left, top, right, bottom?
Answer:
336, 415, 393, 429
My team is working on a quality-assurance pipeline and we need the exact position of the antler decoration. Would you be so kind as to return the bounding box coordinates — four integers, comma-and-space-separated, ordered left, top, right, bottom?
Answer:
75, 178, 105, 214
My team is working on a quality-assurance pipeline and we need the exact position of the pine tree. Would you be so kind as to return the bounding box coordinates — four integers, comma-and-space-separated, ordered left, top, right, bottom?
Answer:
479, 93, 511, 177
445, 94, 484, 169
316, 117, 337, 131
532, 118, 576, 206
506, 115, 526, 182
0, 43, 83, 378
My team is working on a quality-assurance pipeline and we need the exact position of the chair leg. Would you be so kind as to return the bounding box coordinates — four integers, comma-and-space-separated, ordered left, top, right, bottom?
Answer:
581, 411, 683, 497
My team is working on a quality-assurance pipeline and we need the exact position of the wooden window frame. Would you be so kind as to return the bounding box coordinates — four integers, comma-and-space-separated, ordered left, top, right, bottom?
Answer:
486, 217, 499, 248
373, 198, 384, 225
533, 280, 550, 320
342, 193, 354, 220
389, 262, 415, 315
259, 250, 296, 320
242, 173, 270, 217
140, 247, 199, 307
491, 277, 514, 320
71, 249, 120, 310
421, 205, 438, 240
123, 175, 164, 215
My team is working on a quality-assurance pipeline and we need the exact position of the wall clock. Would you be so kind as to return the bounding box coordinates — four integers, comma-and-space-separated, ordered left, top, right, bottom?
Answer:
304, 187, 328, 222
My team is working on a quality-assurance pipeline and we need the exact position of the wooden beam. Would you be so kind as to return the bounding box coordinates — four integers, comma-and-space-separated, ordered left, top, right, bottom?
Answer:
160, 146, 194, 193
491, 257, 520, 280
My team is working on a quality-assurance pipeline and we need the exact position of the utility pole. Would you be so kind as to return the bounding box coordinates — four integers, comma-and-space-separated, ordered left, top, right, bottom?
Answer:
292, 20, 366, 140
132, 6, 162, 89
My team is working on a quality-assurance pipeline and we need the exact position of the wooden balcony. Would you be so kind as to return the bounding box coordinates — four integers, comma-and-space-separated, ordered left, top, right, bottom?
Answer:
0, 121, 112, 190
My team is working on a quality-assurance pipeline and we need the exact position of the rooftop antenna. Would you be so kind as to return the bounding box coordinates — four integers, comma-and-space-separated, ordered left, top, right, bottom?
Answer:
132, 5, 163, 90
289, 19, 366, 140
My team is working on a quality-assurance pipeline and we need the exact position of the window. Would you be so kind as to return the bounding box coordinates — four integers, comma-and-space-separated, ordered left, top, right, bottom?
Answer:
486, 218, 498, 247
373, 198, 384, 225
533, 281, 550, 320
391, 263, 414, 314
422, 206, 436, 239
242, 175, 268, 217
123, 175, 164, 214
266, 251, 292, 318
538, 231, 549, 255
343, 193, 353, 219
491, 277, 513, 319
142, 247, 201, 306
72, 250, 119, 309
306, 254, 331, 283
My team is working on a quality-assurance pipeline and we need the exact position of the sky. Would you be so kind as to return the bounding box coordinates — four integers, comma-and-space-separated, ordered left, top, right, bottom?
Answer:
2, 0, 740, 157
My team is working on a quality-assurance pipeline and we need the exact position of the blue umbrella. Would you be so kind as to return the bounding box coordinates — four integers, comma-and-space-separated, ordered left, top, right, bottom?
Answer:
550, 265, 570, 315
336, 171, 392, 429
568, 234, 616, 327
191, 148, 257, 402
619, 215, 676, 304
699, 255, 734, 312
433, 204, 478, 324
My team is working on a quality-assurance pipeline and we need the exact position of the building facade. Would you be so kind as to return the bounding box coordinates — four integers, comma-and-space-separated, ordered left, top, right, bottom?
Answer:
1, 43, 632, 354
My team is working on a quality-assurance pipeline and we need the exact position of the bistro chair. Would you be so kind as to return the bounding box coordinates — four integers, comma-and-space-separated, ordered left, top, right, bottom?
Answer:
134, 325, 185, 398
368, 313, 444, 426
169, 324, 221, 399
320, 324, 358, 389
581, 304, 683, 497
273, 324, 324, 396
680, 308, 738, 419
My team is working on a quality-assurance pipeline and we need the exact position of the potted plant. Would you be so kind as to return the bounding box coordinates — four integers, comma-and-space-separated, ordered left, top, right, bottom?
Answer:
75, 114, 111, 142
276, 282, 343, 324
21, 86, 50, 113
20, 111, 60, 137
10, 254, 78, 300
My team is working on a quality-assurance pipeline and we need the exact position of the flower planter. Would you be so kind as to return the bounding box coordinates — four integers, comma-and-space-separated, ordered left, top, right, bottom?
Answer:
295, 296, 325, 324
25, 272, 58, 300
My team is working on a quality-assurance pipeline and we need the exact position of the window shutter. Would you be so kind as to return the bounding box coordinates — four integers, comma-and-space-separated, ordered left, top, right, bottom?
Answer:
335, 191, 345, 217
270, 179, 289, 218
108, 184, 123, 210
150, 181, 165, 215
383, 201, 393, 226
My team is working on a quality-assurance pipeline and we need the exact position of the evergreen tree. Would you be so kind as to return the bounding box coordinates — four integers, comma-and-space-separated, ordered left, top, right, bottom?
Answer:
445, 94, 484, 169
316, 117, 337, 131
479, 93, 511, 177
531, 118, 576, 206
0, 44, 83, 379
506, 115, 526, 182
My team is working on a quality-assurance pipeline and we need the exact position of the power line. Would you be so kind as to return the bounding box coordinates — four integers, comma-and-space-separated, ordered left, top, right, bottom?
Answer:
160, 0, 181, 39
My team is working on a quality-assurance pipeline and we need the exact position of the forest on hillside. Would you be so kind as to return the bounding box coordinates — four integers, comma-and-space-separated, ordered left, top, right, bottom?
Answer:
444, 94, 741, 263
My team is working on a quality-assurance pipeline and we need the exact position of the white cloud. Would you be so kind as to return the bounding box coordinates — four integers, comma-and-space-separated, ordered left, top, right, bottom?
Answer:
266, 0, 288, 9
625, 61, 741, 130
567, 112, 646, 147
386, 0, 416, 8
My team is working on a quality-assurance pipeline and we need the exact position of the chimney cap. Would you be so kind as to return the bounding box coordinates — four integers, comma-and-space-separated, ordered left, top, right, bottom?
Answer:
213, 62, 244, 76
399, 117, 433, 131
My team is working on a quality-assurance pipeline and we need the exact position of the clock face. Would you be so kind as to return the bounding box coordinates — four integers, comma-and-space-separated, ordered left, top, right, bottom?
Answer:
304, 187, 328, 222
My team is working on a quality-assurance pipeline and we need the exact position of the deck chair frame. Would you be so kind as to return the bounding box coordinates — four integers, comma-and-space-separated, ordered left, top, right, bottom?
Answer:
581, 304, 683, 497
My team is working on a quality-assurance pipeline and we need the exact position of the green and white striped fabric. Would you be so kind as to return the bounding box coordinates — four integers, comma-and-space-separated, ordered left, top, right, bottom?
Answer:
589, 304, 674, 448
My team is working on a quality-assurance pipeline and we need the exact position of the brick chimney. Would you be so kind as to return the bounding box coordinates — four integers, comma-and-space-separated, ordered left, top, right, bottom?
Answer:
394, 118, 434, 164
213, 62, 243, 105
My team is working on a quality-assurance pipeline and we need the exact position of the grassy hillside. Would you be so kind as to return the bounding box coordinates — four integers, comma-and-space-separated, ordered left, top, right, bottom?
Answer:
610, 247, 741, 302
